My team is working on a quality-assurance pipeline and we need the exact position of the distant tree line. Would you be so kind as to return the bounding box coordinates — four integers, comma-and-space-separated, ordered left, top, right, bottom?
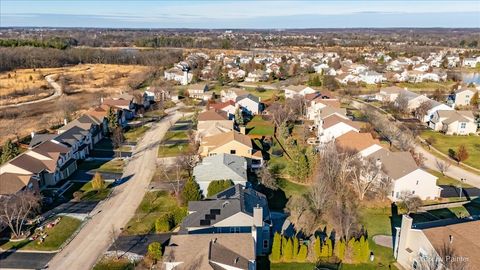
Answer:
0, 37, 78, 50
0, 47, 183, 71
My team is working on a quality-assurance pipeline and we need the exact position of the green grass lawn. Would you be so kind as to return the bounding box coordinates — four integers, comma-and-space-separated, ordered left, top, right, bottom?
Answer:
397, 81, 454, 91
245, 88, 279, 100
124, 191, 182, 235
271, 263, 316, 270
93, 258, 134, 270
77, 159, 125, 174
124, 126, 150, 142
421, 130, 480, 170
427, 169, 473, 188
79, 181, 112, 201
144, 109, 166, 118
164, 131, 189, 141
359, 206, 393, 236
158, 142, 190, 157
277, 178, 308, 198
0, 216, 81, 251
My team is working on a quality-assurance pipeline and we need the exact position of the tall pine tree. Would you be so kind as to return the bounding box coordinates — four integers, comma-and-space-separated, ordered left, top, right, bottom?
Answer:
283, 237, 293, 261
270, 232, 282, 262
1, 139, 19, 164
297, 244, 308, 262
181, 178, 202, 205
292, 237, 299, 260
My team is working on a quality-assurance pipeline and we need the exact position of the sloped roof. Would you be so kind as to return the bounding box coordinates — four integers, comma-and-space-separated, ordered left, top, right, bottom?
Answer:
163, 233, 255, 270
284, 85, 310, 92
102, 98, 131, 108
367, 148, 418, 179
335, 131, 381, 152
193, 154, 247, 183
9, 152, 53, 174
201, 131, 252, 150
209, 100, 236, 111
319, 107, 347, 119
53, 126, 89, 147
423, 220, 480, 269
322, 114, 360, 130
198, 109, 229, 121
236, 93, 260, 103
0, 173, 33, 195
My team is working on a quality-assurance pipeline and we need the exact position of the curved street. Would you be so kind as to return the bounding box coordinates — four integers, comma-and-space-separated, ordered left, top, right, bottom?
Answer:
47, 106, 183, 270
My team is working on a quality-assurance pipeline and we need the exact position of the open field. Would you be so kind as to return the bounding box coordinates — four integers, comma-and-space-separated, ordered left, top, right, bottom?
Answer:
421, 130, 480, 170
0, 64, 151, 144
0, 69, 54, 105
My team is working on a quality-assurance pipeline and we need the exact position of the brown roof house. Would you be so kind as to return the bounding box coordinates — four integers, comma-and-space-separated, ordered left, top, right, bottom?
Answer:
317, 114, 361, 143
395, 214, 480, 270
197, 109, 234, 140
188, 83, 212, 101
335, 131, 383, 157
163, 233, 256, 270
199, 131, 263, 169
0, 173, 39, 196
366, 148, 440, 201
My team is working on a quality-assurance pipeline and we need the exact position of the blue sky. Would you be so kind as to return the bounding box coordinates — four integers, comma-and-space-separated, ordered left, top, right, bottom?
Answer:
1, 1, 479, 28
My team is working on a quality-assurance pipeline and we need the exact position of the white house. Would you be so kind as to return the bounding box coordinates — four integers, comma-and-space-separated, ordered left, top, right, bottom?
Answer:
245, 70, 268, 83
187, 84, 212, 101
429, 110, 477, 135
449, 87, 477, 107
283, 85, 316, 99
228, 68, 246, 81
375, 86, 407, 102
335, 131, 384, 158
367, 149, 440, 201
463, 57, 480, 68
236, 94, 261, 115
419, 99, 453, 123
317, 114, 360, 143
359, 71, 386, 84
164, 67, 192, 85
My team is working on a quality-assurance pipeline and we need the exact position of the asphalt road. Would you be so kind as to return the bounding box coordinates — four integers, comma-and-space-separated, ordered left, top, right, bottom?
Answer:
0, 251, 55, 270
47, 106, 184, 270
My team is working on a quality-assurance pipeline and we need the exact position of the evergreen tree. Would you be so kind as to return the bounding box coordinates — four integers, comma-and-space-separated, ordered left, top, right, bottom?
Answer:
359, 236, 370, 263
471, 91, 479, 107
335, 239, 346, 261
283, 237, 293, 261
0, 139, 19, 164
314, 236, 321, 258
147, 242, 163, 260
346, 238, 356, 262
107, 107, 118, 131
270, 232, 282, 262
181, 178, 202, 205
235, 108, 244, 126
297, 244, 308, 262
353, 239, 362, 263
292, 237, 299, 260
325, 238, 333, 257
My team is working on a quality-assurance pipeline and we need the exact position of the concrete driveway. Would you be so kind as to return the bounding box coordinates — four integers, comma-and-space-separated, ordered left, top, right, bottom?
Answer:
47, 106, 185, 270
0, 251, 55, 270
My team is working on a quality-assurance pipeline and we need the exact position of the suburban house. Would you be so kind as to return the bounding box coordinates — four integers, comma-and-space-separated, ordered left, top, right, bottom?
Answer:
375, 86, 407, 102
367, 148, 440, 201
396, 90, 430, 111
164, 66, 192, 85
335, 131, 383, 157
0, 173, 40, 196
180, 184, 271, 256
208, 100, 237, 119
394, 215, 480, 270
102, 97, 136, 120
199, 131, 263, 169
220, 88, 249, 102
196, 109, 234, 140
429, 110, 477, 135
358, 71, 386, 84
193, 154, 248, 196
163, 233, 256, 270
236, 94, 261, 115
228, 68, 246, 80
188, 83, 212, 100
418, 99, 453, 123
317, 114, 361, 143
86, 105, 111, 134
245, 69, 268, 83
283, 85, 316, 99
448, 87, 477, 108
58, 114, 105, 145
305, 93, 341, 120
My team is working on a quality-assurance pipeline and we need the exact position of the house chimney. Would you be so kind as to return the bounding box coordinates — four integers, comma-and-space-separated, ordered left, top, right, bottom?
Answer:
240, 126, 246, 135
449, 235, 453, 244
253, 205, 263, 227
63, 118, 68, 126
31, 131, 35, 139
100, 97, 104, 104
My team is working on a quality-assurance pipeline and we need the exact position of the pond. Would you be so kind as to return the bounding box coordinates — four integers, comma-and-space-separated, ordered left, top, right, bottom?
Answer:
461, 72, 480, 85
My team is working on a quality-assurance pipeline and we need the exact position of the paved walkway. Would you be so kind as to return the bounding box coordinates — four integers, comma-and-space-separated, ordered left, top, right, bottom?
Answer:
372, 235, 393, 248
0, 74, 63, 109
47, 106, 184, 270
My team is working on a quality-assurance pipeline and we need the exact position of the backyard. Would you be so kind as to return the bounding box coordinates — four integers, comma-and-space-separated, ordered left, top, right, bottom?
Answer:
0, 216, 82, 251
421, 130, 480, 170
246, 115, 275, 136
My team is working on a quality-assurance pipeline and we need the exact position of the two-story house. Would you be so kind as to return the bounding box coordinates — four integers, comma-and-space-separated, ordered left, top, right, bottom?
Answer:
188, 83, 212, 100
429, 110, 477, 135
197, 109, 234, 140
236, 94, 261, 115
283, 85, 316, 99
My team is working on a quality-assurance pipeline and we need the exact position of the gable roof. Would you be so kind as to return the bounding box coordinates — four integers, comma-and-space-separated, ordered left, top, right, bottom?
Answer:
163, 233, 255, 270
319, 106, 347, 119
182, 184, 269, 229
102, 98, 131, 109
0, 173, 33, 195
58, 114, 101, 133
423, 220, 480, 269
322, 114, 360, 130
201, 131, 252, 150
193, 154, 247, 183
8, 152, 54, 174
209, 100, 236, 111
236, 93, 260, 103
335, 131, 381, 152
53, 126, 89, 147
198, 109, 229, 121
284, 85, 311, 93
367, 148, 418, 179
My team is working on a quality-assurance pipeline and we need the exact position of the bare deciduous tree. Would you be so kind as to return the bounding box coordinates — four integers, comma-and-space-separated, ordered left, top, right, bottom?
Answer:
415, 101, 433, 121
399, 192, 423, 214
0, 191, 41, 238
350, 157, 383, 200
258, 166, 278, 190
435, 159, 452, 176
285, 195, 317, 235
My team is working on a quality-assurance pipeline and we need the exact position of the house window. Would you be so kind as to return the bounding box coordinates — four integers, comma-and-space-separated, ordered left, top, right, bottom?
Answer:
413, 260, 418, 270
416, 180, 419, 185
263, 240, 269, 249
412, 190, 415, 195
396, 192, 399, 198
230, 150, 236, 155
460, 122, 466, 129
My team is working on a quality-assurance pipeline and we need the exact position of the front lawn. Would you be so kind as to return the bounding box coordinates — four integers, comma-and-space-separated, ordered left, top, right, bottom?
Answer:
245, 88, 279, 100
124, 191, 182, 235
157, 142, 190, 157
124, 126, 150, 142
79, 181, 112, 201
164, 131, 189, 141
77, 159, 125, 174
93, 257, 134, 270
0, 216, 82, 251
359, 205, 393, 236
421, 130, 480, 170
427, 169, 473, 188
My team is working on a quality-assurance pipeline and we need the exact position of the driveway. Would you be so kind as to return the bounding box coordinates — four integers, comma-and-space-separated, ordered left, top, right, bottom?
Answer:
108, 233, 172, 256
0, 251, 55, 270
47, 106, 185, 270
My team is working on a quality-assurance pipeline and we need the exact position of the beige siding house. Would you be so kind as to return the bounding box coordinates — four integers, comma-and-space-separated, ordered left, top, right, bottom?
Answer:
429, 110, 477, 135
196, 109, 234, 140
452, 87, 476, 107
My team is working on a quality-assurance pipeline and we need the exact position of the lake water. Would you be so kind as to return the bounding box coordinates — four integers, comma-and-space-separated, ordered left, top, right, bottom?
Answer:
461, 72, 480, 85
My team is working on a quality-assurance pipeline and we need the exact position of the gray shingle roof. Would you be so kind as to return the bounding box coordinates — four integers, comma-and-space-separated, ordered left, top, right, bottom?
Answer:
193, 154, 248, 184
